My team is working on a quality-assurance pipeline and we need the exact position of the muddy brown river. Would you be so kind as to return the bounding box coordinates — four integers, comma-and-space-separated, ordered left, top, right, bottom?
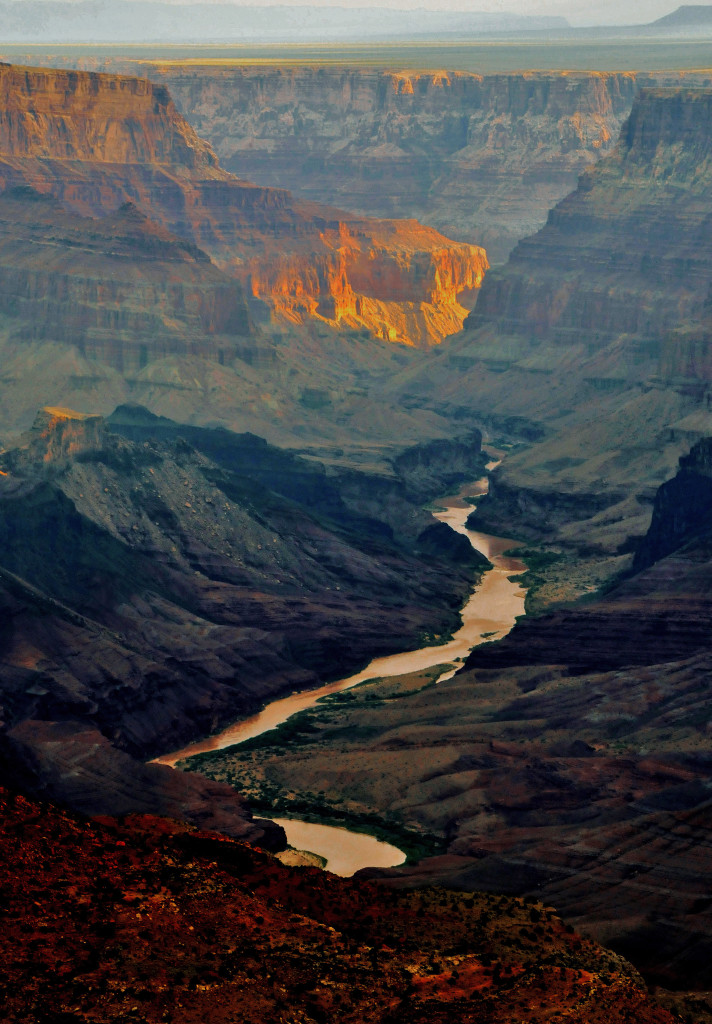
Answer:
156, 475, 526, 875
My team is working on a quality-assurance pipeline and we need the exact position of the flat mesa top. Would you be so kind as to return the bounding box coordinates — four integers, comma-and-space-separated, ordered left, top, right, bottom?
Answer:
2, 40, 712, 73
42, 406, 94, 421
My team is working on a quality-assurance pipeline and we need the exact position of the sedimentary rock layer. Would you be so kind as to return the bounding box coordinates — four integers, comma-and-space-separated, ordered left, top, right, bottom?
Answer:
0, 61, 485, 348
56, 62, 708, 263
465, 88, 712, 385
0, 187, 253, 370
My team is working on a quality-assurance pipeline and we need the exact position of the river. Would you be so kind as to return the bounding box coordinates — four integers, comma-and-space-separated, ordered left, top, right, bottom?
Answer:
155, 474, 526, 874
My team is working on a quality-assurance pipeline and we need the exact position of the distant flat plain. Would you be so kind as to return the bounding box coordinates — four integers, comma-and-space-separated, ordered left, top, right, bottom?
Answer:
1, 38, 711, 72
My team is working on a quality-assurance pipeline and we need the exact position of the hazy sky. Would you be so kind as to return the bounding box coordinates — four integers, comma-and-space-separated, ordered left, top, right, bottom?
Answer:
9, 0, 686, 27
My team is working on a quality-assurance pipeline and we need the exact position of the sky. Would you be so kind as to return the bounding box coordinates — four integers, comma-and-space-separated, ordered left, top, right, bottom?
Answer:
14, 0, 684, 27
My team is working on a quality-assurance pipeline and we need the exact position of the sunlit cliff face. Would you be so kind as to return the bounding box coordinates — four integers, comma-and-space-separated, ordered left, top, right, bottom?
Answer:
30, 407, 105, 463
246, 221, 488, 346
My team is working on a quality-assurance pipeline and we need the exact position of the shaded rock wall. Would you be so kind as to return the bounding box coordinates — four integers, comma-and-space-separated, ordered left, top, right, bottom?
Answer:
119, 64, 652, 264
0, 188, 254, 371
633, 436, 712, 572
466, 89, 712, 386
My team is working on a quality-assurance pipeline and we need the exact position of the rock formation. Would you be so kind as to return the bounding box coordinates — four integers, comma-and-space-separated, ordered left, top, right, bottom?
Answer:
0, 187, 253, 368
0, 61, 485, 350
51, 62, 708, 264
466, 88, 712, 378
633, 436, 712, 573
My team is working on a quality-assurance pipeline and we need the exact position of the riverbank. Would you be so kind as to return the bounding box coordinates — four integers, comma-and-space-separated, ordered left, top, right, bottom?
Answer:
166, 478, 527, 873
157, 477, 524, 767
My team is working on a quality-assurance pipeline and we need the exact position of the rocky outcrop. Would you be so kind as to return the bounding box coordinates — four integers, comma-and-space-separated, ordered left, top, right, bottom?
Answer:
392, 431, 484, 499
0, 784, 679, 1024
0, 61, 218, 167
0, 61, 485, 349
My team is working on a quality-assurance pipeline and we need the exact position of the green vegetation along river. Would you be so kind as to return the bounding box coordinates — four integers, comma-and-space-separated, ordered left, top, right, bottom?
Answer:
156, 476, 526, 874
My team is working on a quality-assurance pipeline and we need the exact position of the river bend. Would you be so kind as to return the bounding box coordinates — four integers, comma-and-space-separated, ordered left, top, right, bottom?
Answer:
155, 477, 526, 874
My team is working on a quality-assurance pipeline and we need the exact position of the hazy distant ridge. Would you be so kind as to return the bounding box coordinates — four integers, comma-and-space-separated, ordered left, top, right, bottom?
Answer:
646, 3, 712, 28
0, 1, 569, 43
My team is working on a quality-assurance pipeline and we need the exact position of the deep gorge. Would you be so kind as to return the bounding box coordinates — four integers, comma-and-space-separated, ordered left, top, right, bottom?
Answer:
0, 43, 712, 1023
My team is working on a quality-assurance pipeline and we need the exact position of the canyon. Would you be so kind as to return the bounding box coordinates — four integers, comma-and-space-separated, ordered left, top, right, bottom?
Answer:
0, 60, 660, 263
170, 80, 712, 1010
0, 61, 485, 360
1, 47, 712, 1023
386, 84, 712, 606
21, 59, 711, 265
0, 402, 486, 843
190, 442, 712, 1000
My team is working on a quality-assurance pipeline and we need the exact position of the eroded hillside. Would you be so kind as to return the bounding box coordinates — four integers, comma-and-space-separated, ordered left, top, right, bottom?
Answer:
0, 404, 484, 828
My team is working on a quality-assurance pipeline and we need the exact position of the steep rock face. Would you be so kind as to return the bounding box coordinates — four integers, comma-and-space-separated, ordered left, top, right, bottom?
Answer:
0, 61, 485, 348
0, 188, 253, 371
466, 88, 712, 382
633, 436, 712, 572
243, 214, 486, 345
0, 61, 219, 167
113, 64, 651, 264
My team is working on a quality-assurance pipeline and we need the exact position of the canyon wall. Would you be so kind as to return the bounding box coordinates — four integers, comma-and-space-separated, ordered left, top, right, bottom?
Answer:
391, 86, 712, 597
466, 88, 712, 380
74, 63, 707, 263
0, 188, 254, 371
633, 436, 712, 573
0, 61, 485, 352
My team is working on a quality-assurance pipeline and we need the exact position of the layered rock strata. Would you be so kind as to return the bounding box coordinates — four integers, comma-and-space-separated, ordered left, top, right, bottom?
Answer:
82, 64, 652, 264
0, 61, 485, 348
466, 88, 712, 377
46, 62, 710, 263
0, 187, 253, 371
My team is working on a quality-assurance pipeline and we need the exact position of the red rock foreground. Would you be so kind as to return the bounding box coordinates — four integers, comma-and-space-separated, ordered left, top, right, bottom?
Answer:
0, 785, 679, 1024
